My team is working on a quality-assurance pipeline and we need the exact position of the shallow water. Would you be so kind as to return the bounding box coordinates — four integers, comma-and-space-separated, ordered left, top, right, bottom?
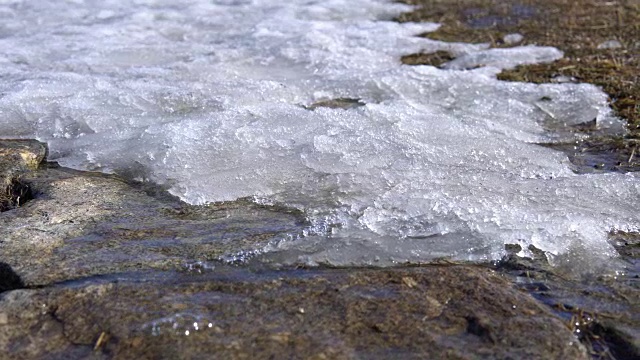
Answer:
0, 0, 637, 265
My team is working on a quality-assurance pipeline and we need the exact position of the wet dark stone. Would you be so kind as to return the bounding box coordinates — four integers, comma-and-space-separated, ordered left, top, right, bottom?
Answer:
305, 98, 366, 110
0, 266, 588, 359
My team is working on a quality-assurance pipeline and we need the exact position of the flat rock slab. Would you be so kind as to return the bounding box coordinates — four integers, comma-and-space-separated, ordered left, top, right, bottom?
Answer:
0, 166, 307, 286
0, 265, 587, 359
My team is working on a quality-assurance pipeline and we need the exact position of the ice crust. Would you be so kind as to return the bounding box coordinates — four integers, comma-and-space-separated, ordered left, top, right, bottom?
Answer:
441, 46, 562, 70
0, 0, 637, 265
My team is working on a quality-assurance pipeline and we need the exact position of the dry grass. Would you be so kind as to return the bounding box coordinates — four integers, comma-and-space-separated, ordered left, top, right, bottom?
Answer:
0, 178, 32, 212
397, 0, 639, 168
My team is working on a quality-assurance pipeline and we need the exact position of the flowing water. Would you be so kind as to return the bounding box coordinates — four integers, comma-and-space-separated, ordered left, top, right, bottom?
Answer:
0, 0, 638, 266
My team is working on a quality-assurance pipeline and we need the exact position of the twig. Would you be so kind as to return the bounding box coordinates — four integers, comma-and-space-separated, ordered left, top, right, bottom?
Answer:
94, 332, 109, 351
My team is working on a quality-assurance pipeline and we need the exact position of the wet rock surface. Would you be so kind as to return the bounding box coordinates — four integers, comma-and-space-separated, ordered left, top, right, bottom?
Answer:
495, 247, 640, 360
0, 164, 307, 287
0, 266, 587, 360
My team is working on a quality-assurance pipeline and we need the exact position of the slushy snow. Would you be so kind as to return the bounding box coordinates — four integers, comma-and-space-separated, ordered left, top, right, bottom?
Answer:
0, 0, 637, 265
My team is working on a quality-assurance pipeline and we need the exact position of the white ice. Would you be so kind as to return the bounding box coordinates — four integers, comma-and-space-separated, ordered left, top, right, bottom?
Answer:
0, 0, 637, 266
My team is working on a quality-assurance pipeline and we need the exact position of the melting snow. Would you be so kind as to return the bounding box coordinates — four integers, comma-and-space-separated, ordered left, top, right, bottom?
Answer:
0, 0, 637, 265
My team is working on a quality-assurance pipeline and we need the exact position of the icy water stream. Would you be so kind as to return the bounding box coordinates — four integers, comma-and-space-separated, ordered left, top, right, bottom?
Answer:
0, 0, 638, 266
